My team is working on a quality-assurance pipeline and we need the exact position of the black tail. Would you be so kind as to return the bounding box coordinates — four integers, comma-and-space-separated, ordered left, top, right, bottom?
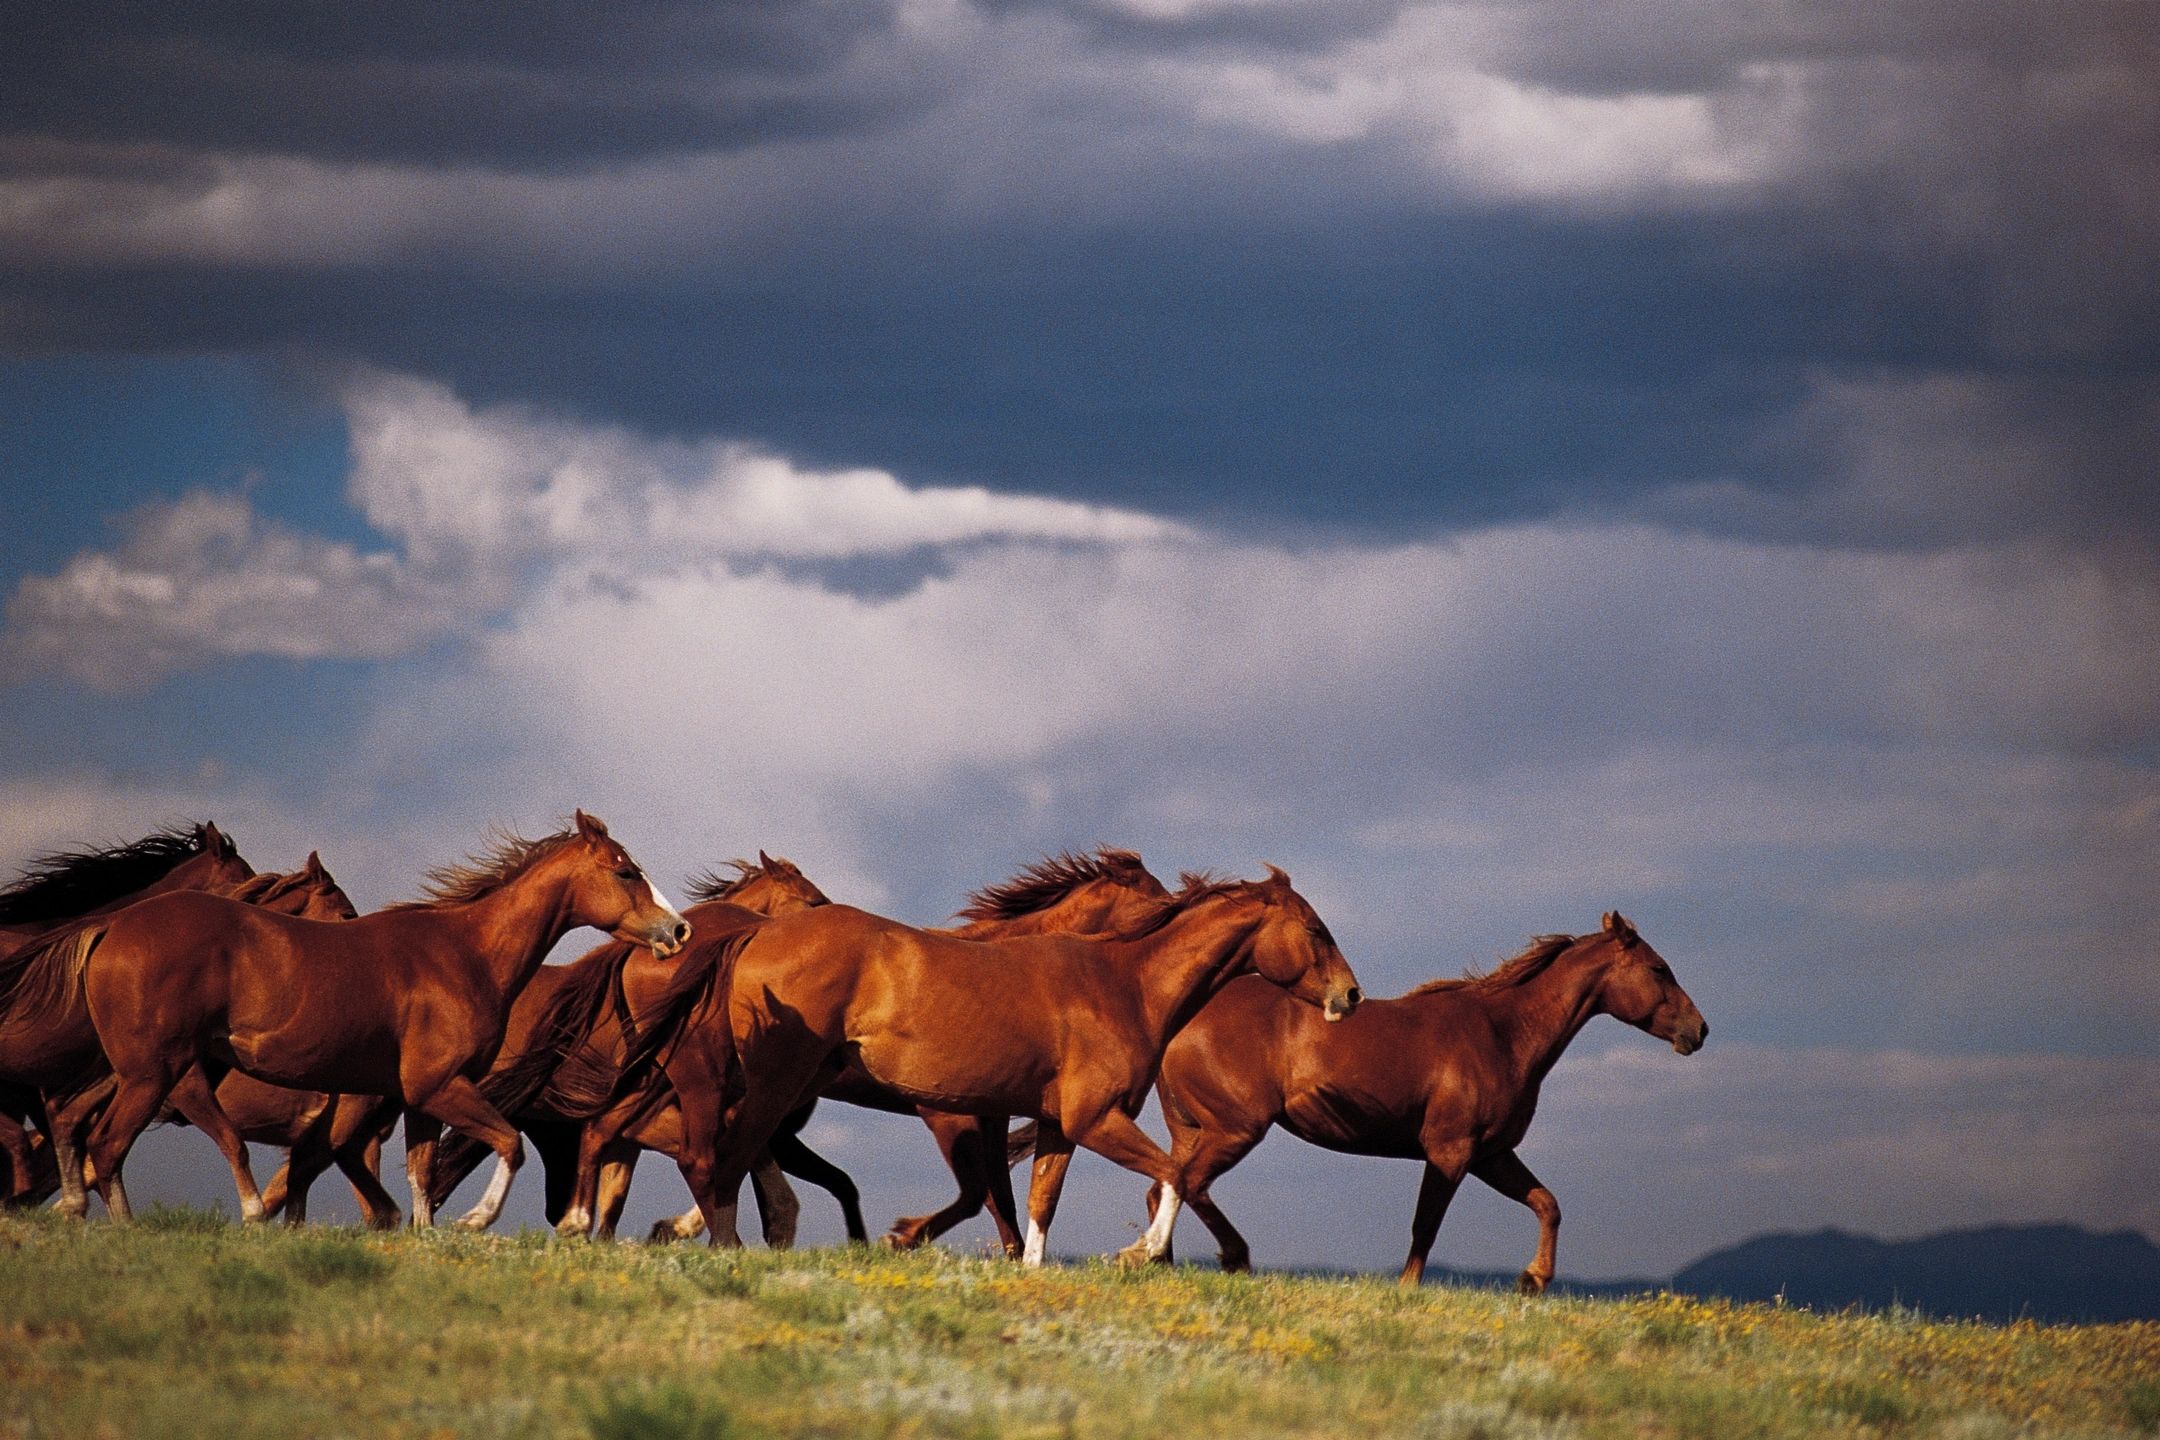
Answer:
539, 919, 760, 1120
427, 945, 637, 1206
0, 922, 101, 1026
1006, 1120, 1038, 1169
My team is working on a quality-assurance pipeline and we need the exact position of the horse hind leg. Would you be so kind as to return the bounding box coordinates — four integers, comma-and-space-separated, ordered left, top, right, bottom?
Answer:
0, 1112, 36, 1205
769, 1130, 866, 1246
748, 1150, 804, 1249
45, 1075, 119, 1219
165, 1066, 266, 1222
83, 1070, 186, 1222
887, 1111, 995, 1252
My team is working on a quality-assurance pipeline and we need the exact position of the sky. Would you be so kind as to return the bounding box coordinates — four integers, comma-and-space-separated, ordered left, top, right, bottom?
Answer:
1, 1, 2155, 1279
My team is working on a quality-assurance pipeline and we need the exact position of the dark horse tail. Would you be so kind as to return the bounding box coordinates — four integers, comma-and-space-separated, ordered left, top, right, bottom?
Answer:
427, 921, 760, 1209
0, 923, 113, 1104
0, 922, 102, 1032
1005, 1120, 1039, 1169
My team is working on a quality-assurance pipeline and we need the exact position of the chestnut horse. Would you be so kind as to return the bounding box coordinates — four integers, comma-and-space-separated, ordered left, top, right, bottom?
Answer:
1143, 912, 1707, 1285
56, 812, 689, 1227
649, 867, 1359, 1262
0, 823, 257, 1208
419, 853, 831, 1239
595, 847, 1176, 1251
26, 856, 380, 1221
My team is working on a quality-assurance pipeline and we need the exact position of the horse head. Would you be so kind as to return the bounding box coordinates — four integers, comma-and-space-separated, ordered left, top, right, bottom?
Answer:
1584, 911, 1706, 1055
1221, 866, 1362, 1021
688, 851, 831, 916
560, 811, 692, 958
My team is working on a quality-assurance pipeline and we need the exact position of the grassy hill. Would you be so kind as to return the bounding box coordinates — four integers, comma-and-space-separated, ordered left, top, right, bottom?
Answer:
3, 1208, 2155, 1440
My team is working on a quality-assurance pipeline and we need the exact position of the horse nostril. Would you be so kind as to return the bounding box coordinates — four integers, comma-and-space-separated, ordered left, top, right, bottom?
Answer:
672, 921, 691, 943
1347, 988, 1362, 1007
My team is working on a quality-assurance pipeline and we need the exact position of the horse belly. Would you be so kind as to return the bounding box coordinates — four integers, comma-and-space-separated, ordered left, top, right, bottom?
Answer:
224, 1007, 402, 1095
847, 1029, 1049, 1116
1282, 1088, 1424, 1161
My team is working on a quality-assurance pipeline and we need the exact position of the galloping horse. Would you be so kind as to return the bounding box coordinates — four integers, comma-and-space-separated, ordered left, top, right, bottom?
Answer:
56, 812, 689, 1227
651, 867, 1359, 1262
419, 853, 831, 1239
1144, 911, 1706, 1285
3, 853, 361, 1217
572, 847, 1175, 1251
557, 846, 1166, 1252
0, 823, 258, 1208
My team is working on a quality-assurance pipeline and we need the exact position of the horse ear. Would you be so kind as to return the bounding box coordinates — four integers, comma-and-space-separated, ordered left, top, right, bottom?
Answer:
575, 810, 609, 842
200, 821, 223, 852
759, 849, 775, 869
303, 850, 325, 879
1263, 863, 1291, 891
1603, 910, 1635, 942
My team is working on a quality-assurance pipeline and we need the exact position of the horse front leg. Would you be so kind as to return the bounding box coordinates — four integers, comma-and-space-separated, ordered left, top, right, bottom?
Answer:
1400, 1138, 1474, 1287
1471, 1149, 1562, 1294
410, 1077, 524, 1231
1020, 1120, 1074, 1267
1066, 1109, 1184, 1267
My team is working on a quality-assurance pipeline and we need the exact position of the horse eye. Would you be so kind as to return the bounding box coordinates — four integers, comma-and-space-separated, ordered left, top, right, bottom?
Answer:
616, 866, 639, 881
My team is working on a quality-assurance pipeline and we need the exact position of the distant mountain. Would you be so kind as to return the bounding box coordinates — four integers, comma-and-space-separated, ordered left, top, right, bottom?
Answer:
1671, 1223, 2160, 1324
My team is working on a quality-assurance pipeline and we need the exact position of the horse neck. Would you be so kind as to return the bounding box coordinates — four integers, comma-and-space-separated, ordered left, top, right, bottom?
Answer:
948, 900, 1092, 940
447, 863, 585, 1000
1114, 900, 1265, 1049
1483, 945, 1609, 1087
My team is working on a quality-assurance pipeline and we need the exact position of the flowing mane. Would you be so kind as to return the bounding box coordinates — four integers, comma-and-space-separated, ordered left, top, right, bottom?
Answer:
1407, 934, 1579, 997
686, 857, 797, 905
1102, 870, 1253, 941
954, 848, 1150, 924
0, 822, 226, 927
388, 827, 578, 910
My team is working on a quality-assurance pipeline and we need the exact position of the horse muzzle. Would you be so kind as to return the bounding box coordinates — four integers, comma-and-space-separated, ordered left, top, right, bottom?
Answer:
1670, 1017, 1707, 1055
640, 916, 692, 959
1323, 983, 1362, 1023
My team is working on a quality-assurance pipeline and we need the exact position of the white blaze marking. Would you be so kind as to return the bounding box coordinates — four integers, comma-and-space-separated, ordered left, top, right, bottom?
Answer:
647, 876, 680, 920
1143, 1186, 1181, 1258
1023, 1219, 1047, 1266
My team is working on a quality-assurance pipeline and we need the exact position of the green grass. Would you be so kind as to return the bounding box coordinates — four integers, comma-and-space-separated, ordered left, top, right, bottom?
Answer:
2, 1208, 2155, 1440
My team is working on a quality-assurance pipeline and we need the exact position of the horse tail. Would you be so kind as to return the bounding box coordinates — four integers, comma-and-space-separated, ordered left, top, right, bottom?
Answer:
539, 918, 760, 1123
0, 923, 103, 1035
428, 947, 636, 1207
1005, 1120, 1038, 1169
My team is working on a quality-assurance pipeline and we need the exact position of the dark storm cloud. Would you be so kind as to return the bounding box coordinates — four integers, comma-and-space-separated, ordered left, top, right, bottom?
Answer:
1, 0, 2153, 553
0, 0, 913, 167
973, 0, 1410, 52
20, 208, 2153, 550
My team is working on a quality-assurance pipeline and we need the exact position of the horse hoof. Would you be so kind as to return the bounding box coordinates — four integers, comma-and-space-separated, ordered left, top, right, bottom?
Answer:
453, 1212, 493, 1232
1112, 1242, 1155, 1269
1517, 1271, 1551, 1296
646, 1222, 680, 1245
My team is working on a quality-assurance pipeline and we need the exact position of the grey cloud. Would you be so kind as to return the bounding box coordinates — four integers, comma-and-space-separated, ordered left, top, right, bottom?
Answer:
974, 0, 1411, 52
1, 0, 917, 168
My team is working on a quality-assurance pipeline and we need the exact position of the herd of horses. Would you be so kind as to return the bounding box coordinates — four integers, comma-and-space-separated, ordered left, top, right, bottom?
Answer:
0, 816, 1707, 1286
